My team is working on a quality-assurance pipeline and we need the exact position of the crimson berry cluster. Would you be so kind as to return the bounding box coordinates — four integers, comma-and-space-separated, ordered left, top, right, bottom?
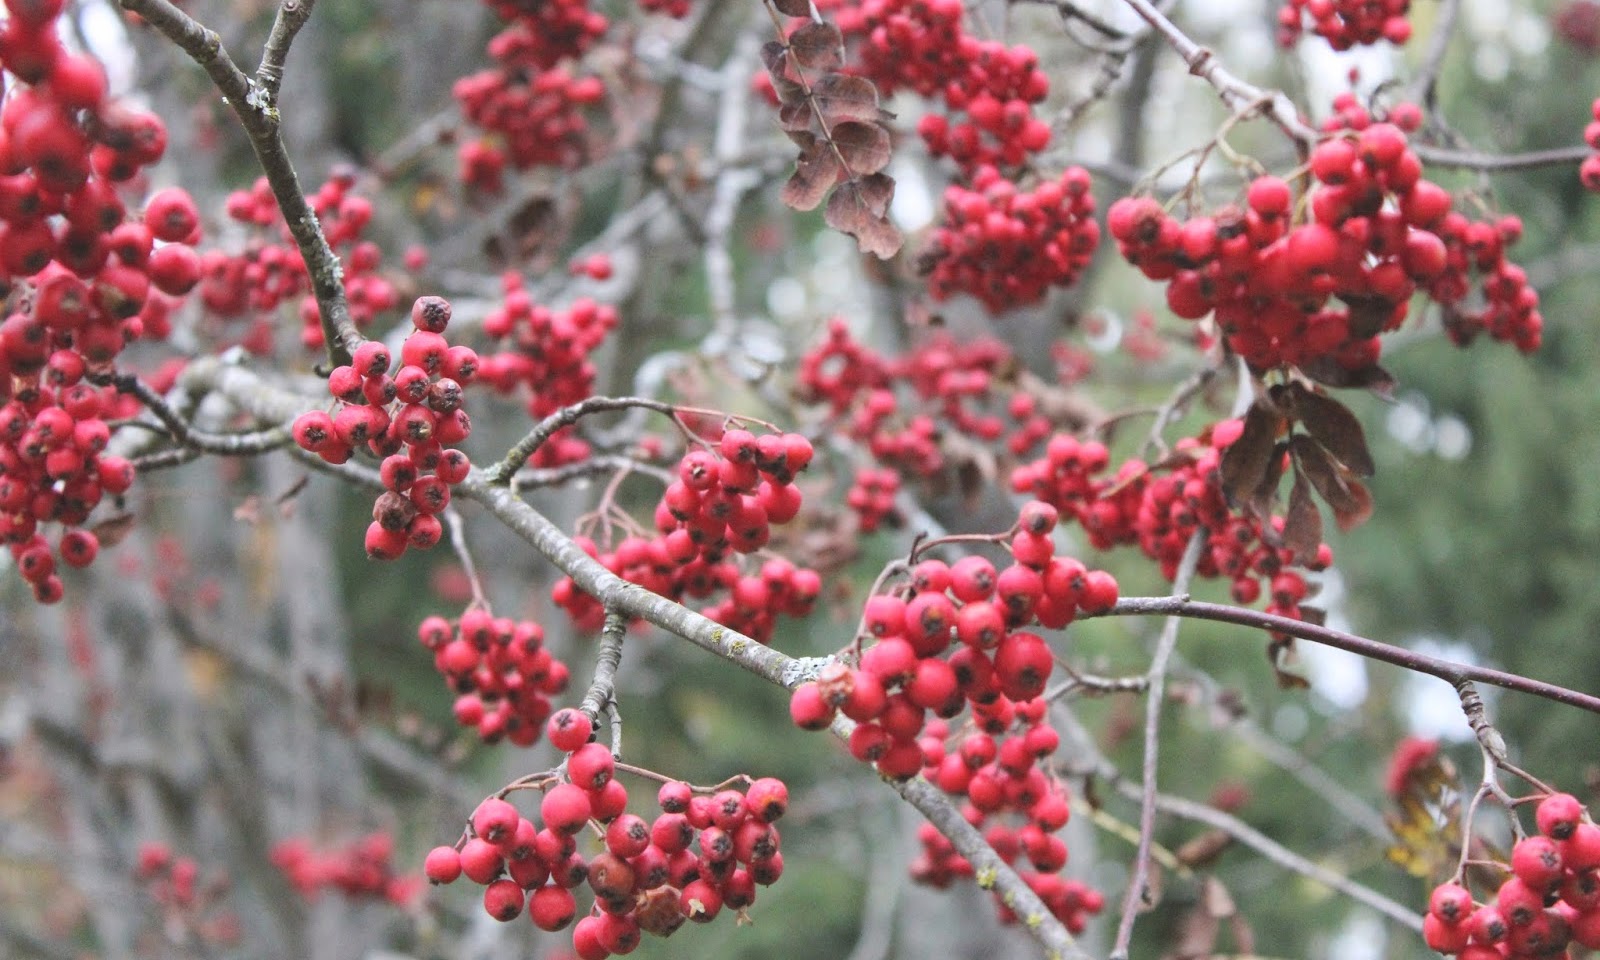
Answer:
420, 607, 572, 745
202, 172, 398, 352
1012, 426, 1330, 615
816, 0, 1053, 174
1109, 117, 1539, 374
845, 465, 900, 533
0, 0, 202, 603
134, 842, 243, 948
788, 500, 1112, 928
425, 709, 789, 958
913, 716, 1105, 935
797, 320, 1018, 476
454, 0, 607, 190
923, 164, 1100, 313
1275, 0, 1412, 48
290, 296, 476, 560
552, 430, 820, 642
1580, 99, 1600, 193
270, 832, 422, 906
476, 275, 619, 468
1424, 793, 1600, 957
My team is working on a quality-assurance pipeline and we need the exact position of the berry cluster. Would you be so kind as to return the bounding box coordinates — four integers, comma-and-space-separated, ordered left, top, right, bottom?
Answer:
552, 433, 820, 641
1013, 427, 1331, 613
1275, 0, 1412, 49
845, 465, 901, 533
818, 0, 1053, 174
913, 717, 1105, 934
1423, 793, 1600, 957
202, 172, 399, 352
134, 842, 242, 948
923, 164, 1099, 313
454, 0, 608, 189
798, 320, 1033, 480
476, 276, 619, 468
270, 832, 422, 906
0, 0, 203, 603
420, 608, 572, 745
291, 297, 476, 561
426, 711, 789, 958
1109, 120, 1540, 373
788, 501, 1112, 928
1580, 99, 1600, 193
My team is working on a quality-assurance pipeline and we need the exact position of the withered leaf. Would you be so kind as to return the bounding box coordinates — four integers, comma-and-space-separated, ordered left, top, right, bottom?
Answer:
825, 176, 903, 259
788, 21, 843, 71
1343, 294, 1396, 340
811, 73, 885, 125
1202, 876, 1237, 919
770, 0, 813, 17
1170, 902, 1220, 960
1267, 635, 1310, 690
780, 135, 842, 211
778, 100, 813, 133
1174, 830, 1232, 869
830, 121, 892, 175
1245, 440, 1287, 527
1219, 401, 1282, 509
1300, 356, 1398, 400
1291, 384, 1375, 477
1291, 435, 1371, 531
90, 512, 137, 548
761, 42, 805, 106
1297, 605, 1327, 626
1282, 469, 1322, 564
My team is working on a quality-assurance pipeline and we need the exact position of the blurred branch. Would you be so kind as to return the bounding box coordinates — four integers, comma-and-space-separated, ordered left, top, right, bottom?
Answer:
102, 373, 290, 456
1405, 0, 1461, 111
1411, 142, 1591, 172
1110, 527, 1206, 960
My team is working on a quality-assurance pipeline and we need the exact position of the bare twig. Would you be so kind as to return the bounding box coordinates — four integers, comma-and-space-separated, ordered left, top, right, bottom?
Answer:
582, 611, 627, 758
1086, 597, 1600, 717
485, 396, 681, 485
1411, 143, 1591, 172
102, 373, 291, 456
1406, 0, 1461, 111
255, 0, 316, 103
119, 0, 362, 368
1110, 527, 1206, 960
443, 508, 489, 610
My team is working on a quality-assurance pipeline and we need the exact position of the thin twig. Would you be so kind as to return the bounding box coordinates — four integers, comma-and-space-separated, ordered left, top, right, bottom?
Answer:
101, 373, 291, 455
1085, 597, 1600, 717
1110, 527, 1206, 960
119, 0, 362, 368
255, 0, 316, 103
1406, 0, 1461, 111
1411, 142, 1591, 172
486, 396, 681, 485
582, 611, 627, 758
443, 508, 489, 611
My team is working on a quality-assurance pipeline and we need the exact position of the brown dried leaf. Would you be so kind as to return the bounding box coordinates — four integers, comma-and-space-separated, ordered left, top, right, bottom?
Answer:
781, 135, 842, 211
778, 100, 813, 133
1291, 384, 1375, 477
1300, 356, 1398, 400
825, 177, 903, 259
811, 73, 885, 125
1202, 876, 1237, 919
89, 512, 137, 548
1343, 294, 1396, 340
830, 120, 892, 175
1169, 902, 1219, 960
788, 21, 843, 71
761, 41, 805, 106
1174, 830, 1232, 869
1245, 440, 1288, 526
1282, 469, 1322, 564
1297, 605, 1327, 626
1291, 435, 1370, 531
1267, 635, 1310, 690
771, 0, 813, 16
1219, 401, 1282, 509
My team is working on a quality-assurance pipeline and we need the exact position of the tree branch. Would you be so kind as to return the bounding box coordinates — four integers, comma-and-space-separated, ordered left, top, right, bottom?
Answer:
1088, 597, 1600, 716
582, 611, 627, 758
119, 0, 362, 369
255, 0, 316, 104
1110, 527, 1206, 960
485, 396, 681, 485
